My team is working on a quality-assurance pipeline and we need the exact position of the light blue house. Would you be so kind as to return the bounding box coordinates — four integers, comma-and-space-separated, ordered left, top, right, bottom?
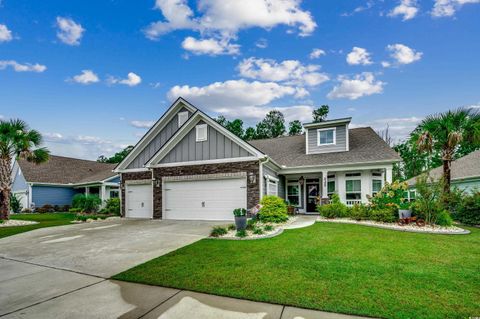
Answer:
11, 155, 120, 211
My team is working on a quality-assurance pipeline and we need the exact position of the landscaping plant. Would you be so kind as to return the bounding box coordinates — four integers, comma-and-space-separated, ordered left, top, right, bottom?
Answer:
210, 226, 228, 238
71, 194, 102, 213
9, 193, 22, 214
317, 193, 347, 218
101, 198, 120, 215
411, 174, 444, 225
258, 195, 288, 223
235, 229, 247, 238
369, 180, 409, 209
454, 191, 480, 225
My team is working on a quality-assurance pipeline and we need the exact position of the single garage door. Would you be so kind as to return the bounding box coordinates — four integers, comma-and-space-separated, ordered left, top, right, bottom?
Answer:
164, 177, 247, 221
126, 184, 153, 218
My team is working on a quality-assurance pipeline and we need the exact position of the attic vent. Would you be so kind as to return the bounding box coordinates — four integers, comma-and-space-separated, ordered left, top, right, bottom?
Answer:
196, 124, 208, 142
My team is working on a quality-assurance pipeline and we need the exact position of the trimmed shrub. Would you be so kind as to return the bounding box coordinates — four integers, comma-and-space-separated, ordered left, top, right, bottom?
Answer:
101, 198, 120, 215
369, 207, 397, 223
246, 219, 257, 230
454, 192, 480, 226
317, 194, 348, 218
264, 225, 274, 231
72, 194, 101, 213
227, 224, 236, 231
236, 229, 247, 238
210, 226, 228, 237
436, 210, 453, 227
348, 204, 369, 221
258, 195, 288, 223
252, 227, 264, 235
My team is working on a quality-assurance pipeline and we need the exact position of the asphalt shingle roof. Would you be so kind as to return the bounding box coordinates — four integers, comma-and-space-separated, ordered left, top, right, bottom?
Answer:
248, 127, 400, 168
406, 149, 480, 186
18, 155, 117, 185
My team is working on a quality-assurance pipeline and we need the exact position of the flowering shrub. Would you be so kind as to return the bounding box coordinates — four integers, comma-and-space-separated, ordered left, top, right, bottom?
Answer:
369, 181, 409, 209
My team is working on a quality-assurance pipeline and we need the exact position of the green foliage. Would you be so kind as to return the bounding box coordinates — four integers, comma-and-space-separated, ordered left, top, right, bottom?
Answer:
393, 140, 440, 181
210, 226, 228, 237
36, 204, 54, 213
348, 204, 369, 221
97, 145, 134, 163
454, 191, 480, 225
244, 127, 256, 141
253, 227, 264, 235
69, 207, 82, 213
369, 207, 397, 223
288, 120, 303, 136
71, 194, 102, 213
246, 219, 257, 230
75, 213, 110, 222
264, 224, 274, 231
233, 208, 246, 217
101, 198, 120, 215
9, 193, 22, 213
235, 229, 247, 238
369, 180, 409, 209
317, 194, 348, 218
411, 174, 444, 225
312, 105, 329, 123
256, 110, 286, 139
436, 210, 453, 227
227, 224, 236, 231
215, 116, 245, 139
258, 195, 288, 223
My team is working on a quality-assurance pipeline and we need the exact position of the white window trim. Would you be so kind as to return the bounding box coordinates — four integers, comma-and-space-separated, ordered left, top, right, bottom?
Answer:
345, 179, 362, 198
317, 127, 336, 146
265, 174, 279, 197
178, 111, 189, 127
287, 182, 301, 207
372, 179, 383, 195
327, 177, 336, 195
195, 124, 208, 142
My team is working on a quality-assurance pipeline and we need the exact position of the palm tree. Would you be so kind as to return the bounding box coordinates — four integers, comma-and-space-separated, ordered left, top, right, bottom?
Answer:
414, 108, 480, 194
0, 119, 49, 220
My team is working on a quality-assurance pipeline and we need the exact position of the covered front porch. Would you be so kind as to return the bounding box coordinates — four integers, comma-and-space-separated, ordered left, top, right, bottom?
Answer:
73, 182, 119, 207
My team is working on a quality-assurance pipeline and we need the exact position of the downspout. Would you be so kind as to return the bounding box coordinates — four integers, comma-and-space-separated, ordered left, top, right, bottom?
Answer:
259, 156, 270, 201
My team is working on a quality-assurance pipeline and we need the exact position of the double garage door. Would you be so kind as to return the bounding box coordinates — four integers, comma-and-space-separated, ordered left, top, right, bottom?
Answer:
125, 177, 247, 221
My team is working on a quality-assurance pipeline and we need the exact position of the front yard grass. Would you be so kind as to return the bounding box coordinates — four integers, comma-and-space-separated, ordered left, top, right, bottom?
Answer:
0, 213, 76, 239
113, 222, 480, 319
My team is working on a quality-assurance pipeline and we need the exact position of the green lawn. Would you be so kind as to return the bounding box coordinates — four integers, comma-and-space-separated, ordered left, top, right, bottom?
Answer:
0, 213, 76, 239
113, 223, 480, 319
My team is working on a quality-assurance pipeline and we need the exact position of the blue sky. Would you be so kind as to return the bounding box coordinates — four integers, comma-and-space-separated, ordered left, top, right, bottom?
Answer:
1, 0, 479, 160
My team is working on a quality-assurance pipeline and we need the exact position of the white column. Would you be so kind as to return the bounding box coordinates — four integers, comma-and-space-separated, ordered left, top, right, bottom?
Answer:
100, 185, 107, 207
337, 172, 346, 204
385, 166, 393, 184
85, 187, 89, 195
361, 170, 371, 204
321, 170, 329, 199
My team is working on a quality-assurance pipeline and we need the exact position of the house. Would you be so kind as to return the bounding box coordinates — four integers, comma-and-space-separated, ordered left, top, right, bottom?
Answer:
11, 155, 120, 211
406, 149, 480, 198
114, 97, 400, 220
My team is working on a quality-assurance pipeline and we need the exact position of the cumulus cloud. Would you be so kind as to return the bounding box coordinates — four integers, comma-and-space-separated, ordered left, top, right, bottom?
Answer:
237, 57, 329, 87
386, 44, 422, 65
352, 116, 422, 141
0, 60, 47, 72
346, 47, 373, 65
255, 38, 268, 49
131, 120, 155, 128
0, 24, 13, 42
309, 48, 326, 59
56, 17, 85, 46
108, 72, 142, 87
181, 36, 240, 55
70, 70, 100, 85
432, 0, 480, 17
327, 72, 385, 100
388, 0, 419, 20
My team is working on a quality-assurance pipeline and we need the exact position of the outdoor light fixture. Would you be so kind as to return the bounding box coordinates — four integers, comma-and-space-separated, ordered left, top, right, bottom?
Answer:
299, 176, 305, 186
248, 172, 256, 184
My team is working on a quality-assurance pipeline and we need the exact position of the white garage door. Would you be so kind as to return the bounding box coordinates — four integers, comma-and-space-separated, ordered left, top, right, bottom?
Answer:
126, 184, 153, 218
164, 178, 247, 221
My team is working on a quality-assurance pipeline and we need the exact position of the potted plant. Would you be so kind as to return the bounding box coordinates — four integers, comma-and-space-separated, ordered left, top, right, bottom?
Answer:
233, 208, 247, 230
398, 201, 412, 219
286, 200, 295, 215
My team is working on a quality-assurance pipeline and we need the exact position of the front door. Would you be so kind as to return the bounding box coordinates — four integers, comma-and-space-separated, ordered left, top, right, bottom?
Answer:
306, 181, 320, 213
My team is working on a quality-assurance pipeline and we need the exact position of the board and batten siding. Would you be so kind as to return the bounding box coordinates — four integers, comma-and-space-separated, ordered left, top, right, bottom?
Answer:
31, 186, 81, 207
12, 163, 28, 192
127, 107, 192, 169
263, 165, 285, 199
160, 121, 253, 164
307, 124, 347, 154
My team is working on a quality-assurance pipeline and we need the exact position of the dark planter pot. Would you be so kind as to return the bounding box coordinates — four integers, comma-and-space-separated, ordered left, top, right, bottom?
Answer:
399, 209, 412, 219
287, 206, 295, 215
234, 216, 247, 230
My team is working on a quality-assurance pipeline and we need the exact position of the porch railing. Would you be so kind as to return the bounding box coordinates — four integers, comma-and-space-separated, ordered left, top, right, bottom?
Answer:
346, 199, 362, 206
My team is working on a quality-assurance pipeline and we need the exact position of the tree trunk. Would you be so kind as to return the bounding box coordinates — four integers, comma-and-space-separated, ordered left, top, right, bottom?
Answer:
443, 159, 451, 194
0, 158, 12, 220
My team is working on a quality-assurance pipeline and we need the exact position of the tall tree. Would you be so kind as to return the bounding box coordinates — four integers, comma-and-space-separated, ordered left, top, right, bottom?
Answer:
244, 127, 256, 141
0, 119, 49, 220
257, 110, 286, 138
288, 120, 303, 136
393, 140, 440, 181
97, 145, 134, 164
226, 119, 244, 139
415, 108, 480, 193
312, 105, 329, 123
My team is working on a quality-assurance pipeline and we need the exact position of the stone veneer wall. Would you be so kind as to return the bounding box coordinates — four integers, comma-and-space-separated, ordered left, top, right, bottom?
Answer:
152, 160, 260, 219
120, 171, 152, 217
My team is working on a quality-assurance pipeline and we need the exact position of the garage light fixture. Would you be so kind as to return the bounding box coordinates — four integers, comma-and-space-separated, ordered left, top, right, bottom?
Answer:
248, 172, 256, 184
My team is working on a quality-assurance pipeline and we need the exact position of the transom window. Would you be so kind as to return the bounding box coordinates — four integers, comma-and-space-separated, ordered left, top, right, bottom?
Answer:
287, 184, 300, 207
346, 179, 361, 200
372, 179, 382, 196
178, 111, 188, 127
195, 124, 208, 142
267, 181, 278, 196
317, 128, 336, 146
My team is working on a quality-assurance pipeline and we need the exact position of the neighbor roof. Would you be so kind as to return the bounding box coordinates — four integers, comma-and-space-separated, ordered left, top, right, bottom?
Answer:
248, 127, 400, 168
18, 155, 117, 185
406, 149, 480, 186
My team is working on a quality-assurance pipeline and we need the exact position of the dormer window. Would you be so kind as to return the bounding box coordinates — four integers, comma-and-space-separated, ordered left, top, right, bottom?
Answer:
317, 128, 336, 146
196, 124, 208, 142
178, 111, 188, 127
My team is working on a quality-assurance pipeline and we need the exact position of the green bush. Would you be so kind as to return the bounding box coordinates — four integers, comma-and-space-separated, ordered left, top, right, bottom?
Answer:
36, 204, 54, 213
9, 193, 22, 214
258, 195, 288, 223
317, 194, 348, 218
75, 213, 110, 222
227, 224, 236, 231
69, 207, 82, 213
252, 227, 264, 235
412, 174, 444, 225
101, 198, 120, 215
454, 192, 480, 226
233, 208, 247, 217
210, 226, 228, 237
348, 204, 369, 221
369, 207, 397, 223
246, 219, 257, 230
236, 229, 247, 238
264, 225, 274, 231
436, 210, 453, 227
369, 180, 409, 209
71, 194, 101, 213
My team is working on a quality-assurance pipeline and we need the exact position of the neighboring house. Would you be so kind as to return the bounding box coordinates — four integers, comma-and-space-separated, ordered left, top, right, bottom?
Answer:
114, 97, 400, 220
11, 155, 120, 211
406, 149, 480, 198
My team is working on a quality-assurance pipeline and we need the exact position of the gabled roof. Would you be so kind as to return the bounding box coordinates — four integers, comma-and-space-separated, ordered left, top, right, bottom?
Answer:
303, 117, 352, 129
406, 149, 480, 186
248, 127, 400, 168
17, 155, 117, 185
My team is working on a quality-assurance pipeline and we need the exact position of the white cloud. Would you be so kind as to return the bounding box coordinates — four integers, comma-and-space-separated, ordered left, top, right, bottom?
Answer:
388, 0, 419, 20
237, 57, 329, 87
352, 116, 422, 141
341, 1, 375, 17
131, 120, 155, 128
432, 0, 480, 17
309, 48, 326, 59
0, 24, 13, 42
346, 47, 373, 65
108, 72, 142, 87
70, 70, 99, 85
181, 36, 240, 56
255, 38, 268, 49
56, 17, 85, 46
144, 0, 197, 39
386, 43, 422, 65
381, 61, 391, 68
327, 72, 385, 100
0, 60, 47, 72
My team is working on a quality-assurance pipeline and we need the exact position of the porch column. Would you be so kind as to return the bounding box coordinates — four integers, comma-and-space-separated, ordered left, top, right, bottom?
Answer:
385, 166, 393, 184
321, 170, 329, 199
100, 185, 107, 207
85, 187, 89, 195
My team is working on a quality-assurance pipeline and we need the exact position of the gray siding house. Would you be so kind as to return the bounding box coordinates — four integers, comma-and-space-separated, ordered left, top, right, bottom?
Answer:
114, 98, 400, 220
11, 155, 120, 211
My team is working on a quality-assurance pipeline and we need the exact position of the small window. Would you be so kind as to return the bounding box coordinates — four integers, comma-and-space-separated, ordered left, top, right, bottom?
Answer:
372, 179, 382, 196
317, 128, 336, 146
110, 190, 119, 198
196, 124, 208, 142
267, 181, 278, 196
327, 180, 335, 194
346, 172, 361, 177
287, 184, 300, 207
178, 111, 188, 127
346, 180, 362, 200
